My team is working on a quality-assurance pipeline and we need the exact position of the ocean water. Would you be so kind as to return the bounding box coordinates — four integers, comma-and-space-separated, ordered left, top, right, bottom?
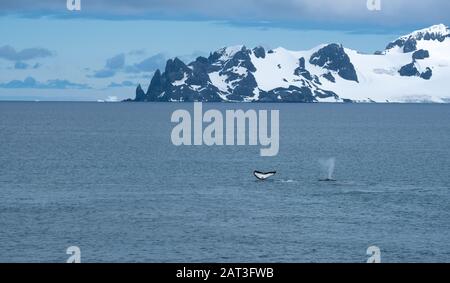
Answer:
0, 102, 449, 263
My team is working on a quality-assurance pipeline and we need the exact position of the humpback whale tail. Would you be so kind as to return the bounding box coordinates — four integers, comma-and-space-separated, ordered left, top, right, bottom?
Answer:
254, 171, 276, 181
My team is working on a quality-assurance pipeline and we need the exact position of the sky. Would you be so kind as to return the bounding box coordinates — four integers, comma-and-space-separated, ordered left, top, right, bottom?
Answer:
0, 0, 449, 101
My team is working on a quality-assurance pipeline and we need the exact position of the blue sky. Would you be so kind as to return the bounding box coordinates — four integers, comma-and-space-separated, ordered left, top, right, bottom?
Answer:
1, 0, 449, 101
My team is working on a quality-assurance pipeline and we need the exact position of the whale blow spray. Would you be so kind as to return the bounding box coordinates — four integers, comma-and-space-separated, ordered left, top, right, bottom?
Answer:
319, 158, 336, 181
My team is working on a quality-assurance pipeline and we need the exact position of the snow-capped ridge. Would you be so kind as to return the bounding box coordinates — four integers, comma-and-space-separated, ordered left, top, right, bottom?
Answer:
132, 25, 450, 104
400, 24, 449, 41
214, 45, 246, 62
386, 24, 450, 53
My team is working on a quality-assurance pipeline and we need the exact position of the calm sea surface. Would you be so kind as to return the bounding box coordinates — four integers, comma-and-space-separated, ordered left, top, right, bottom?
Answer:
0, 102, 449, 262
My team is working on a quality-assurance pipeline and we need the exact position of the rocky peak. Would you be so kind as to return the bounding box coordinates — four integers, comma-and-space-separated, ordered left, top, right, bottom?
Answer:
252, 46, 266, 59
309, 44, 358, 82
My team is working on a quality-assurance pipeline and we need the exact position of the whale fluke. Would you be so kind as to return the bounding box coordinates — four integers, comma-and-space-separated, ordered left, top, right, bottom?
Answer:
254, 171, 276, 181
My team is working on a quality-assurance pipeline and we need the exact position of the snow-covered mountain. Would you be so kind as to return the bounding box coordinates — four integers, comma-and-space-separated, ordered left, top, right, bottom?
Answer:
130, 24, 450, 103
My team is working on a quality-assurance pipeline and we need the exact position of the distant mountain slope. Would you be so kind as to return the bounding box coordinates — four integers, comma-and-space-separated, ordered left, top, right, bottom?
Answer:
129, 24, 450, 103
